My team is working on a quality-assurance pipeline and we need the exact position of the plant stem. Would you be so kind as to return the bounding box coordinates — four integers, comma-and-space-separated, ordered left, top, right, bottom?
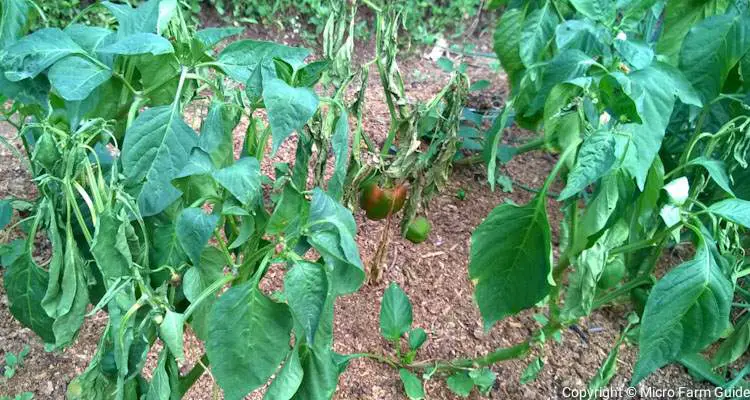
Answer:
592, 274, 654, 309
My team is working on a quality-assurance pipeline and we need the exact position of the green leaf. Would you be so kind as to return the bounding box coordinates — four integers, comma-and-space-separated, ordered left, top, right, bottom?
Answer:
99, 32, 174, 56
176, 207, 219, 265
0, 0, 32, 49
196, 27, 244, 48
621, 63, 702, 189
0, 199, 11, 230
132, 53, 179, 105
63, 25, 115, 57
50, 232, 89, 348
484, 104, 514, 191
562, 222, 628, 321
680, 12, 750, 103
469, 195, 552, 329
379, 283, 413, 341
207, 281, 293, 400
327, 110, 349, 201
48, 56, 112, 101
103, 0, 160, 38
558, 129, 616, 200
657, 0, 731, 64
158, 310, 185, 362
569, 0, 616, 23
122, 105, 197, 217
212, 157, 262, 206
199, 101, 240, 168
709, 198, 750, 228
1, 28, 83, 81
216, 39, 310, 84
305, 188, 364, 295
469, 368, 496, 394
520, 2, 558, 67
687, 157, 734, 196
447, 372, 474, 397
399, 369, 424, 400
633, 240, 732, 384
294, 345, 341, 399
264, 78, 319, 153
469, 79, 491, 92
4, 253, 55, 343
587, 322, 630, 396
91, 211, 133, 282
264, 347, 303, 400
182, 248, 225, 340
145, 349, 177, 400
713, 314, 750, 367
520, 357, 544, 384
284, 260, 328, 345
493, 8, 525, 90
408, 328, 427, 350
555, 20, 610, 57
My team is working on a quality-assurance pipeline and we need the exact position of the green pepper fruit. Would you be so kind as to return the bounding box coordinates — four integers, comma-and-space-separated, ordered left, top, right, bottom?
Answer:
405, 216, 431, 244
631, 287, 649, 317
597, 254, 625, 290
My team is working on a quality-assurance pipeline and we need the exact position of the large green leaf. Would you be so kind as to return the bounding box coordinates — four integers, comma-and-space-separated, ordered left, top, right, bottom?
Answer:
207, 281, 293, 400
284, 260, 328, 345
293, 345, 341, 399
657, 0, 731, 65
264, 78, 319, 153
569, 0, 616, 23
633, 240, 732, 384
1, 28, 83, 81
709, 198, 750, 228
196, 27, 244, 48
327, 110, 349, 201
469, 194, 552, 328
687, 157, 735, 195
680, 12, 750, 103
216, 39, 310, 84
4, 253, 55, 343
621, 63, 702, 189
399, 369, 425, 400
559, 129, 616, 200
50, 233, 89, 348
561, 222, 628, 321
91, 211, 134, 282
102, 0, 160, 38
380, 283, 413, 341
176, 207, 219, 265
265, 347, 303, 400
0, 0, 32, 49
493, 8, 525, 90
304, 188, 364, 295
121, 105, 198, 216
48, 56, 112, 101
199, 101, 240, 168
99, 33, 174, 56
520, 2, 558, 67
212, 157, 262, 206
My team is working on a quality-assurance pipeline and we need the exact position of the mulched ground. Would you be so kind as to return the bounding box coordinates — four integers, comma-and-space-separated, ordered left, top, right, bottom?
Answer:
0, 14, 715, 400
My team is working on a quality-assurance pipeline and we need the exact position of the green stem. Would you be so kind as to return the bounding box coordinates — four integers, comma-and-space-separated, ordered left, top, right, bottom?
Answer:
183, 273, 235, 319
592, 274, 654, 309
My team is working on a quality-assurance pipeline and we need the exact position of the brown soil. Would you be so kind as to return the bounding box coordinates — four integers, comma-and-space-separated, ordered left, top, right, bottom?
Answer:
0, 14, 715, 400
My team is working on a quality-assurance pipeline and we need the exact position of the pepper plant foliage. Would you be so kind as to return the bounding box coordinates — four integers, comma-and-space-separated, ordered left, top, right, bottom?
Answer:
476, 0, 750, 387
0, 0, 367, 398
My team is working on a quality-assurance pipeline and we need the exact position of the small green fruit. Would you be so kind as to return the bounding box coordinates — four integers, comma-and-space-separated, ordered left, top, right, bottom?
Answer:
405, 217, 431, 244
597, 255, 625, 290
